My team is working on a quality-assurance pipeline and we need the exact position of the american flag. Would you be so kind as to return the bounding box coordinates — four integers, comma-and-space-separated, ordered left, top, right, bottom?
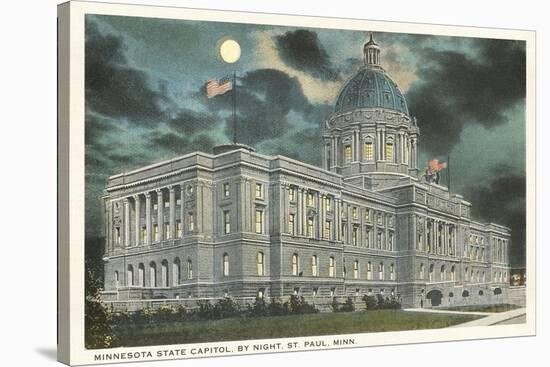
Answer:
204, 77, 232, 98
427, 158, 447, 173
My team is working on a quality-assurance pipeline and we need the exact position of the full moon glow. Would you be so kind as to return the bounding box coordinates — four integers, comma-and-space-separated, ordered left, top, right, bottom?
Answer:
219, 39, 241, 63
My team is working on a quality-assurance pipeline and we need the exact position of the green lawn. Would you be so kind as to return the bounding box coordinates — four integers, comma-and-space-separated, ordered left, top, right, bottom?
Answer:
113, 310, 482, 347
438, 304, 520, 313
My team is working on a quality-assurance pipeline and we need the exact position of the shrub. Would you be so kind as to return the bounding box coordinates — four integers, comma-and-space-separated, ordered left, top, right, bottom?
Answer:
214, 297, 241, 319
85, 269, 116, 349
331, 297, 340, 312
376, 294, 386, 309
267, 298, 289, 316
248, 297, 269, 317
284, 295, 319, 314
339, 297, 355, 312
363, 295, 378, 310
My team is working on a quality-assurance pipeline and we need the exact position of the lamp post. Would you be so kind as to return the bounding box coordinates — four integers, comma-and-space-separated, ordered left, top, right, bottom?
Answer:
219, 39, 241, 144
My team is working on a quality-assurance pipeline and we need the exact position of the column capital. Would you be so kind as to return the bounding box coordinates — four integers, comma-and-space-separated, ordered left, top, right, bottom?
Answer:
145, 191, 152, 198
169, 185, 176, 193
156, 188, 163, 195
122, 197, 129, 203
132, 193, 140, 200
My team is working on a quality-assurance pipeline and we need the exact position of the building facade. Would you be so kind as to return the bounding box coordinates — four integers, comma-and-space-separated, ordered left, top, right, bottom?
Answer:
101, 37, 511, 308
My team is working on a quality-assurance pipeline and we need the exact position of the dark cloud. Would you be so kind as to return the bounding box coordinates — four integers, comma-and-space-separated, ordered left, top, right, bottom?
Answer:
85, 20, 169, 124
201, 68, 330, 147
275, 30, 340, 81
463, 167, 526, 267
406, 38, 526, 155
167, 109, 219, 135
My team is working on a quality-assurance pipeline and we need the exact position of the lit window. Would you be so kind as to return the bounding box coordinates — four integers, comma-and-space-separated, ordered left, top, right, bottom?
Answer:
172, 259, 180, 286
353, 260, 359, 279
441, 266, 446, 281
176, 220, 182, 238
385, 139, 394, 161
188, 213, 194, 232
163, 223, 170, 239
329, 257, 335, 277
292, 254, 298, 276
367, 262, 372, 280
306, 192, 314, 206
390, 263, 395, 280
223, 183, 230, 197
255, 183, 263, 199
223, 210, 231, 234
149, 262, 157, 287
153, 224, 159, 242
255, 210, 263, 234
312, 255, 318, 276
223, 253, 229, 276
127, 265, 134, 286
325, 196, 331, 212
288, 214, 295, 235
419, 264, 425, 279
365, 209, 370, 222
352, 227, 358, 246
164, 201, 170, 208
176, 198, 181, 206
140, 227, 146, 243
364, 141, 373, 161
352, 207, 357, 219
257, 252, 265, 276
324, 220, 331, 239
289, 187, 295, 202
153, 204, 158, 211
115, 227, 121, 244
344, 144, 352, 163
378, 263, 384, 280
307, 218, 314, 238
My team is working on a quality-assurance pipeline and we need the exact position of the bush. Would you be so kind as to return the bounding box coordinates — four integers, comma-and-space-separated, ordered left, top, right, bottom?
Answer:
85, 269, 116, 349
331, 297, 340, 312
340, 297, 355, 312
248, 297, 269, 317
363, 295, 378, 310
284, 295, 319, 315
267, 298, 289, 316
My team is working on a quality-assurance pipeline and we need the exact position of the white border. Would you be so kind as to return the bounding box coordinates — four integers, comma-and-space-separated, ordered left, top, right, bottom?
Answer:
59, 1, 536, 365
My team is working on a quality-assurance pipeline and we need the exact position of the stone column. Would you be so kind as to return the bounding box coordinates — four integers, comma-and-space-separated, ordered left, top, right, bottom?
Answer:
412, 214, 417, 251
123, 198, 130, 248
145, 192, 152, 245
180, 185, 185, 237
156, 189, 164, 241
134, 194, 141, 246
107, 202, 113, 252
320, 194, 325, 239
335, 198, 341, 241
381, 128, 386, 161
196, 183, 203, 234
169, 186, 176, 239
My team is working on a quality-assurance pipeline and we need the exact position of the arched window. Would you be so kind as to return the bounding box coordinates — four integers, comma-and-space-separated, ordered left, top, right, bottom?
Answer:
364, 140, 374, 161
149, 262, 157, 287
172, 258, 180, 286
465, 267, 469, 281
482, 271, 486, 283
138, 263, 145, 287
187, 259, 193, 279
385, 136, 394, 162
390, 263, 395, 280
476, 271, 480, 283
429, 264, 434, 282
343, 143, 352, 163
114, 271, 119, 288
257, 252, 265, 276
311, 255, 318, 277
440, 265, 446, 281
329, 257, 335, 277
378, 262, 384, 280
353, 260, 359, 279
127, 265, 134, 286
223, 253, 229, 277
367, 261, 372, 280
450, 265, 455, 281
419, 263, 425, 279
292, 254, 299, 276
161, 260, 169, 287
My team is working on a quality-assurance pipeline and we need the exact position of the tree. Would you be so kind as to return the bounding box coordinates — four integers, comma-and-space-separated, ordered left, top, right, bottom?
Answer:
85, 268, 115, 349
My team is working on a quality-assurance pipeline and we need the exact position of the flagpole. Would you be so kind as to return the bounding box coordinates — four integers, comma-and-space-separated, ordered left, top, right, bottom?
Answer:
447, 155, 451, 192
232, 71, 237, 144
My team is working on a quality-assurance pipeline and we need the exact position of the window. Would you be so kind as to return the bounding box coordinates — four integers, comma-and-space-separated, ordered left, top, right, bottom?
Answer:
352, 227, 358, 246
385, 139, 394, 161
127, 265, 134, 286
257, 252, 265, 276
164, 223, 170, 239
292, 254, 299, 276
365, 209, 370, 222
429, 264, 434, 282
344, 144, 352, 163
352, 207, 358, 219
365, 229, 370, 248
140, 227, 146, 243
223, 183, 230, 197
288, 214, 295, 235
161, 260, 168, 287
115, 227, 121, 245
450, 266, 455, 281
138, 263, 145, 287
187, 260, 193, 279
255, 210, 264, 234
114, 271, 119, 288
176, 198, 181, 206
306, 192, 314, 206
258, 289, 265, 299
188, 213, 195, 231
325, 196, 331, 212
311, 255, 318, 276
353, 260, 359, 279
307, 218, 314, 238
149, 262, 157, 287
377, 232, 382, 249
173, 258, 180, 286
313, 288, 318, 297
330, 288, 335, 297
419, 263, 425, 279
378, 263, 384, 280
324, 220, 331, 239
255, 183, 263, 199
364, 141, 374, 161
223, 210, 231, 234
388, 233, 393, 251
329, 257, 335, 277
440, 265, 446, 281
465, 267, 469, 281
367, 262, 372, 280
164, 201, 170, 208
176, 220, 182, 238
223, 253, 229, 276
289, 187, 295, 202
390, 263, 395, 280
153, 224, 159, 241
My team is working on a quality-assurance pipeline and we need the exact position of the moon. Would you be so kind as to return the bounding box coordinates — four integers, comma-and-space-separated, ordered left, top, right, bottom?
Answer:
219, 39, 241, 63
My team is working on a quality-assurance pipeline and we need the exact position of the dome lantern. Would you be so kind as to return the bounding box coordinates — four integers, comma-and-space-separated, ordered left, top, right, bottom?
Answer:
363, 34, 381, 67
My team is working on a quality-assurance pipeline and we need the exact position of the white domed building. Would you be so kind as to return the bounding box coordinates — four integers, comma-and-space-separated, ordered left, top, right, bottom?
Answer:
101, 36, 511, 310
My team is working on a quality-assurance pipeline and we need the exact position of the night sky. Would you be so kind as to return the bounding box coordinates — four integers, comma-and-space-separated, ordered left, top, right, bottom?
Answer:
85, 15, 526, 267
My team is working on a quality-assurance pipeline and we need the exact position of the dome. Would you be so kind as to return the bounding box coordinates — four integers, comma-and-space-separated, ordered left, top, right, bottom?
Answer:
334, 67, 409, 116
